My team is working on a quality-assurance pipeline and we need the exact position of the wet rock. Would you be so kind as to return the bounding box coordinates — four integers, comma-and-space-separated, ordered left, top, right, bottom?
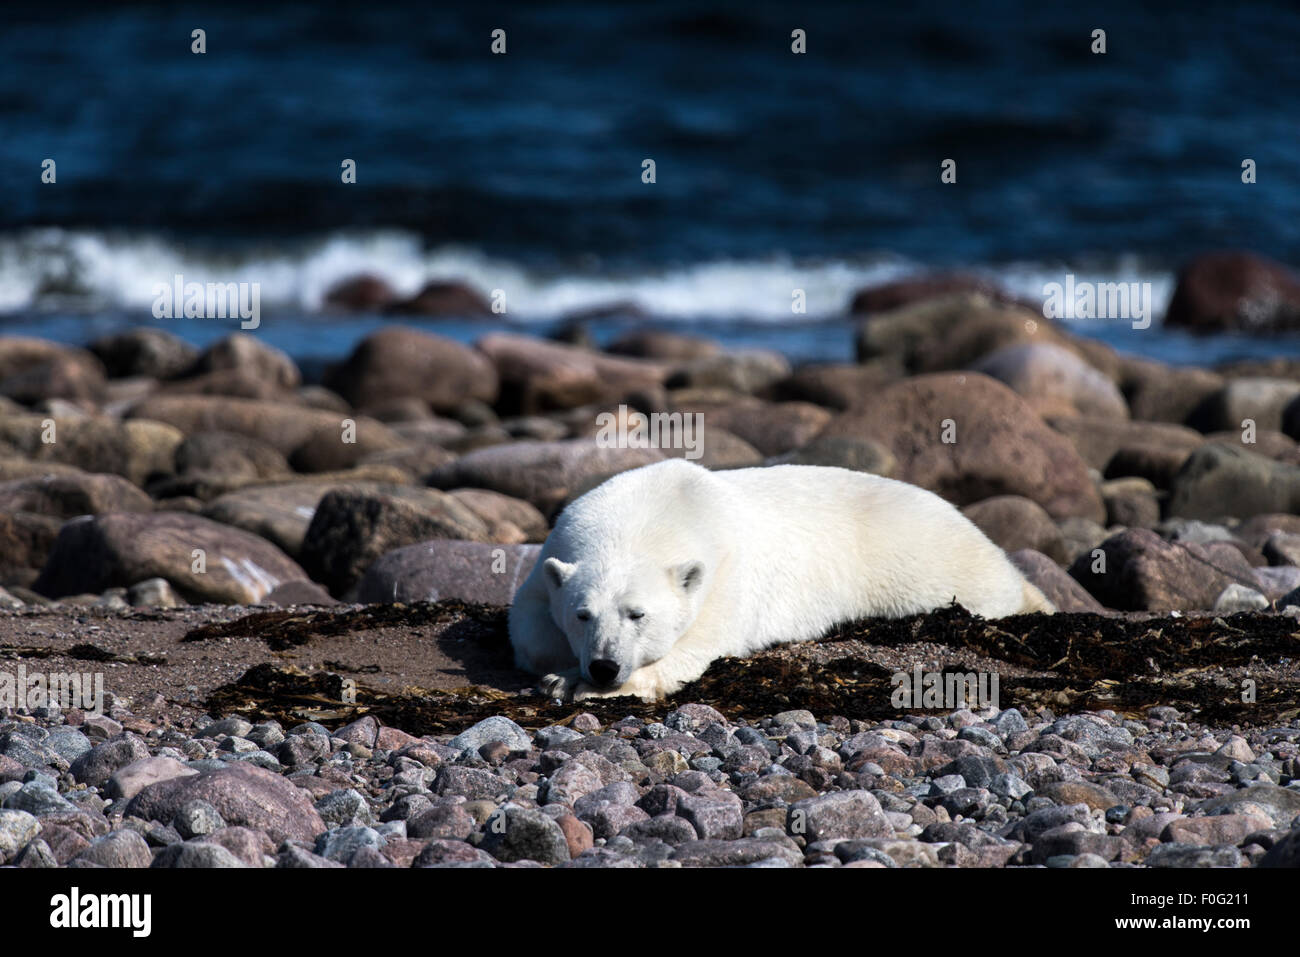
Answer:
1165, 251, 1300, 335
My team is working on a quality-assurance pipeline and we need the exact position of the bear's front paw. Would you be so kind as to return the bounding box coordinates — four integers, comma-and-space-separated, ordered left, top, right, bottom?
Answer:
572, 673, 661, 702
539, 670, 580, 702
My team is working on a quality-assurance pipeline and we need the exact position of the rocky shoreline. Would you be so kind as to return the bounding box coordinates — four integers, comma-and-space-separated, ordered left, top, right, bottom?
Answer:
3, 252, 1300, 866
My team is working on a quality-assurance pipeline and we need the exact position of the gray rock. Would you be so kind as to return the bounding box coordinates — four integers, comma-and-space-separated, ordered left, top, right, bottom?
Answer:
788, 790, 891, 842
356, 540, 540, 605
3, 780, 76, 816
449, 716, 532, 755
152, 842, 248, 868
172, 800, 225, 839
0, 808, 40, 864
70, 735, 151, 787
1146, 843, 1244, 868
13, 837, 58, 868
478, 807, 571, 865
1213, 583, 1270, 614
71, 829, 152, 868
199, 717, 254, 739
275, 842, 345, 868
314, 788, 374, 828
314, 825, 386, 863
671, 838, 803, 868
42, 727, 93, 764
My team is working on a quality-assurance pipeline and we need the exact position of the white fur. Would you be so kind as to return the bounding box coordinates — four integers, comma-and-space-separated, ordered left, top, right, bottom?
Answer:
508, 459, 1053, 701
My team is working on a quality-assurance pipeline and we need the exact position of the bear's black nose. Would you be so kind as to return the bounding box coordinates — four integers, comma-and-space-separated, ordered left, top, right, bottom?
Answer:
589, 659, 619, 686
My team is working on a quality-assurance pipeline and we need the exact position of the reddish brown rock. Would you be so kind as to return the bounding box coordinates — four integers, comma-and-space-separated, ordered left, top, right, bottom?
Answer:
1116, 355, 1224, 425
386, 280, 493, 317
477, 333, 670, 414
961, 496, 1068, 563
849, 273, 1009, 314
125, 762, 325, 845
34, 511, 308, 604
427, 439, 664, 516
1165, 251, 1300, 334
300, 485, 491, 595
1068, 527, 1260, 611
819, 372, 1105, 520
324, 326, 499, 412
323, 274, 398, 312
1008, 549, 1108, 613
0, 472, 152, 519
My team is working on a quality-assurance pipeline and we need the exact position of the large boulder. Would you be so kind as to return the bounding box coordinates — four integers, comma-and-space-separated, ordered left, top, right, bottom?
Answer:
88, 328, 198, 379
127, 395, 401, 466
0, 472, 153, 518
675, 400, 831, 457
1008, 550, 1107, 613
0, 337, 107, 405
386, 280, 493, 317
34, 511, 308, 604
427, 439, 665, 516
201, 482, 338, 558
322, 274, 398, 312
185, 334, 300, 389
0, 511, 61, 585
971, 343, 1128, 420
477, 333, 670, 414
961, 496, 1068, 563
1115, 355, 1224, 425
769, 361, 903, 410
174, 431, 293, 487
1164, 251, 1300, 334
323, 326, 499, 412
606, 330, 720, 361
0, 415, 182, 487
1187, 378, 1300, 434
818, 372, 1104, 521
300, 486, 491, 595
855, 293, 1075, 373
356, 540, 540, 604
1047, 416, 1203, 474
1068, 528, 1259, 611
848, 273, 1010, 315
448, 488, 549, 544
1168, 443, 1300, 520
665, 350, 791, 395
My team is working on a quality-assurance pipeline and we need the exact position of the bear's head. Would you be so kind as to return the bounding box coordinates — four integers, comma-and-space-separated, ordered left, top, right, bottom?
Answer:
542, 554, 706, 689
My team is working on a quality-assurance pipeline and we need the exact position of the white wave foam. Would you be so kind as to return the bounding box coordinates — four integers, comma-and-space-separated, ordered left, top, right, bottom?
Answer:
0, 227, 1176, 322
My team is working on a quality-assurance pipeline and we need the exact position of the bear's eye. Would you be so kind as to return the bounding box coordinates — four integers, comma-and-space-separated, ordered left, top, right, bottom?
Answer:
575, 609, 592, 622
627, 609, 645, 620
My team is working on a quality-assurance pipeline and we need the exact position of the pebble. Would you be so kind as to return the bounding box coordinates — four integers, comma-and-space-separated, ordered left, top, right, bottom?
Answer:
0, 698, 1287, 868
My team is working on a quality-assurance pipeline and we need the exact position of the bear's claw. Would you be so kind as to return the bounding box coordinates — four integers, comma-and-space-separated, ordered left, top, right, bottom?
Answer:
539, 671, 578, 701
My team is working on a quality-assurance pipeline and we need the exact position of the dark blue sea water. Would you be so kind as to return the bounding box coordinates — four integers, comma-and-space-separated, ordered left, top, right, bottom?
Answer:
2, 0, 1299, 365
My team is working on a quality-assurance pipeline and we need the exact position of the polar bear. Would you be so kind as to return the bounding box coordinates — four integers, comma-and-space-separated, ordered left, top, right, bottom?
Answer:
508, 458, 1053, 702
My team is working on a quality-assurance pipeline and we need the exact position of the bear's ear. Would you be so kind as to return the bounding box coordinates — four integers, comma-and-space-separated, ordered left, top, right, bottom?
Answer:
671, 560, 705, 594
543, 557, 576, 590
